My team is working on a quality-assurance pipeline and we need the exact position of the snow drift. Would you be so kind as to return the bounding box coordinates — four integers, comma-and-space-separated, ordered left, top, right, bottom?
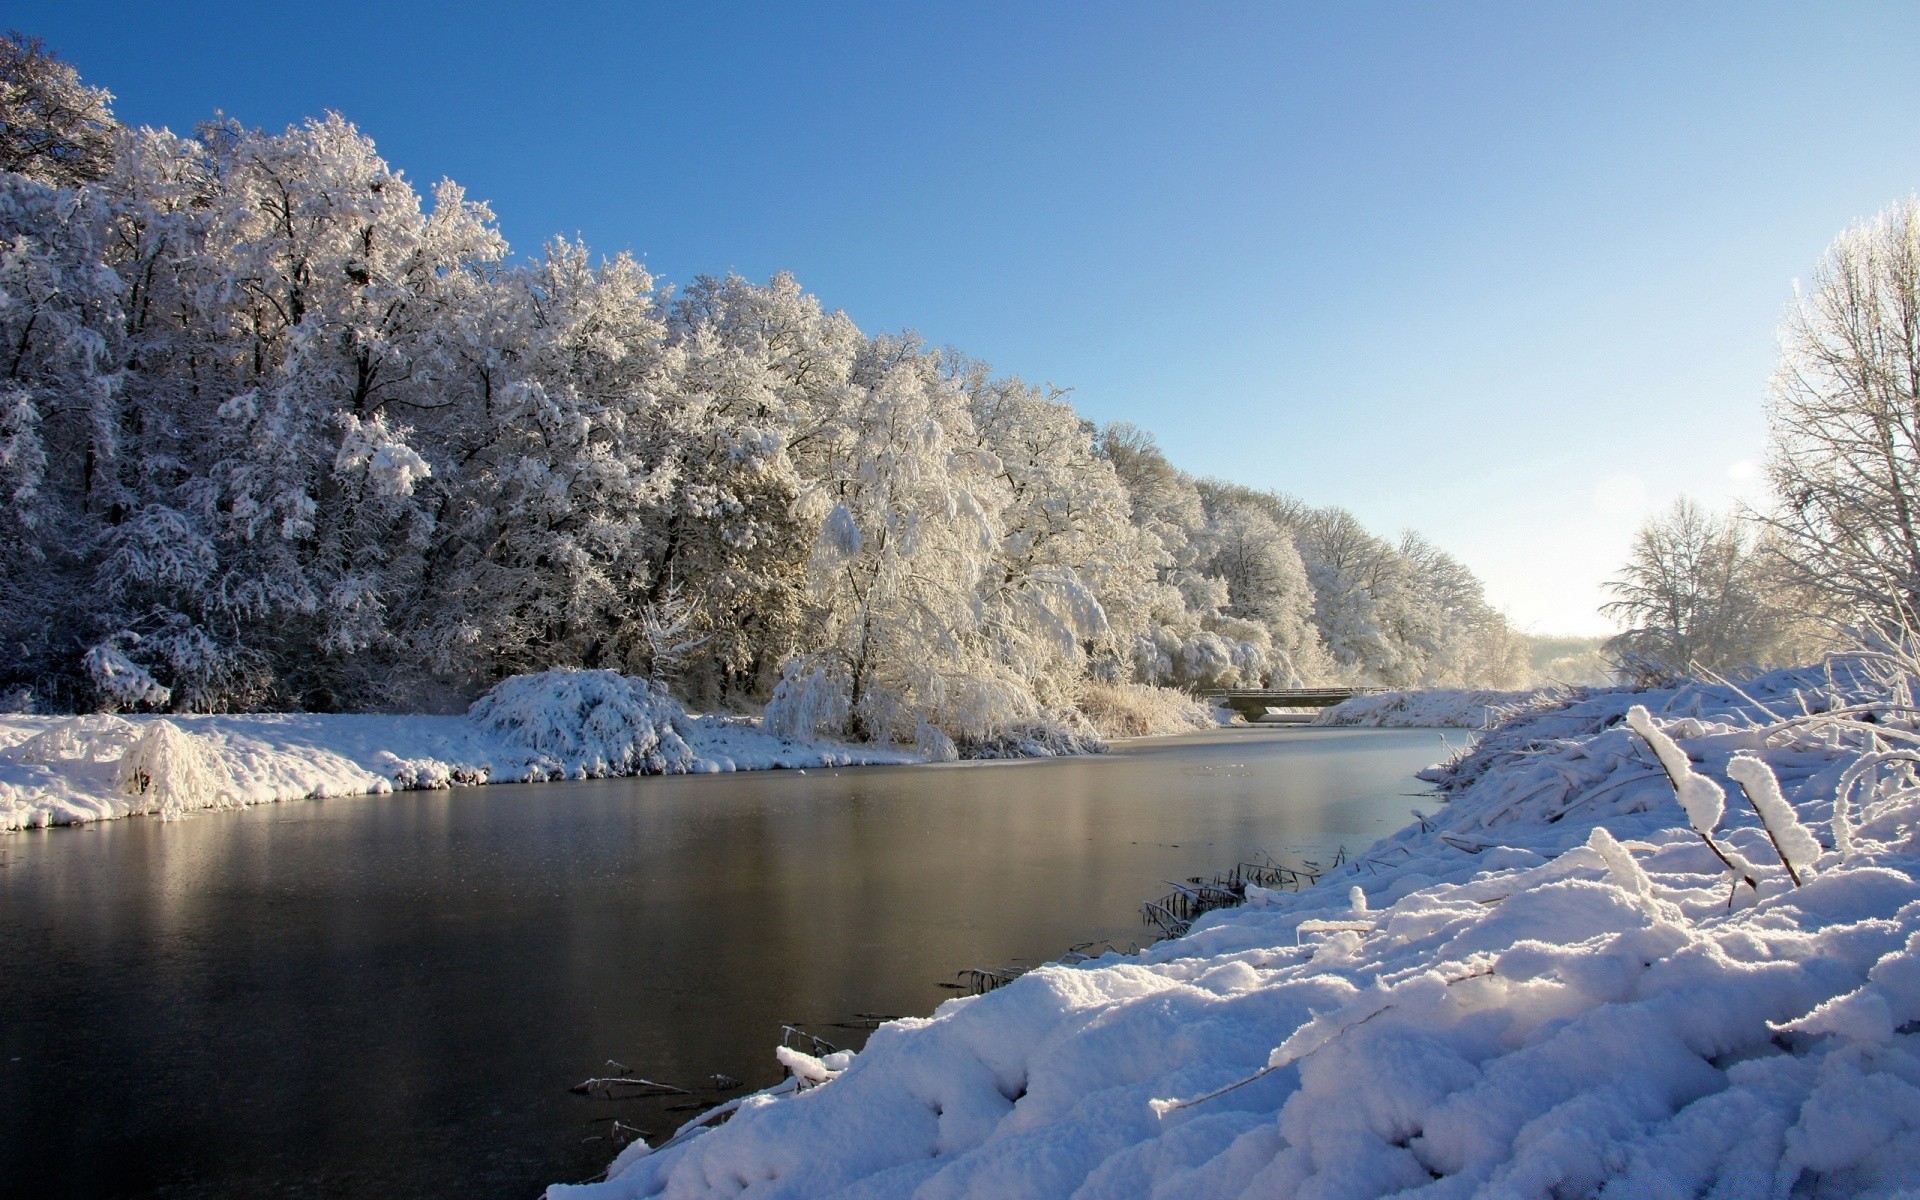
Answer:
554, 654, 1920, 1198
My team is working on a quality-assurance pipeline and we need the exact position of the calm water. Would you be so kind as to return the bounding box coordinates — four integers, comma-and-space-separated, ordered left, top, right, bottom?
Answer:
0, 725, 1444, 1198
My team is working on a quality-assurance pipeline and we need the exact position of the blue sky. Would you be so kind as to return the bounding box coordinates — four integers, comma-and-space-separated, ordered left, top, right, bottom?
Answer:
25, 2, 1920, 634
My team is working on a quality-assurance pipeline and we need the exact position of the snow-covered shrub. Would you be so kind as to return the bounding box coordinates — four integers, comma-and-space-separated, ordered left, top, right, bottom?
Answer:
372, 751, 485, 790
3, 713, 137, 764
913, 717, 959, 763
82, 639, 171, 709
114, 720, 234, 817
761, 657, 853, 741
467, 669, 703, 779
1075, 680, 1214, 738
952, 712, 1107, 759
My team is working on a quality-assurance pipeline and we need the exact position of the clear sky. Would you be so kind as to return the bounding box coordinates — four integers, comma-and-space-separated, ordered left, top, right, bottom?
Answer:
22, 2, 1920, 635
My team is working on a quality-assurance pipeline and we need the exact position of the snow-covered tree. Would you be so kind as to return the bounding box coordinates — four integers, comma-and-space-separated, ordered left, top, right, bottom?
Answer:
1604, 497, 1820, 677
775, 347, 1010, 743
1762, 195, 1920, 628
956, 364, 1151, 694
656, 272, 848, 703
1191, 482, 1330, 685
441, 238, 676, 685
0, 33, 1536, 729
0, 169, 122, 706
0, 32, 116, 187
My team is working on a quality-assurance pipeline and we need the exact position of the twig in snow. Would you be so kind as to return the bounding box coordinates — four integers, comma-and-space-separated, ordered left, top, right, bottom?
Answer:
779, 1025, 838, 1055
570, 1076, 691, 1097
1727, 754, 1819, 886
1626, 706, 1759, 892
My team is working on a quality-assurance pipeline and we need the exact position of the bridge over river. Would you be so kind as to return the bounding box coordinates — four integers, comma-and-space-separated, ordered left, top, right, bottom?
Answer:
1205, 688, 1382, 722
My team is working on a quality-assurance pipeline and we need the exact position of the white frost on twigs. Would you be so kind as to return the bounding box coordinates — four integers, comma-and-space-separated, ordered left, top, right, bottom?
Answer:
1728, 752, 1822, 879
82, 640, 171, 709
1587, 824, 1653, 898
1626, 704, 1725, 834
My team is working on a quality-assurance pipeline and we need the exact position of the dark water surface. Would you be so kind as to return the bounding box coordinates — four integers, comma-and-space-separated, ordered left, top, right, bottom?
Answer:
0, 725, 1445, 1198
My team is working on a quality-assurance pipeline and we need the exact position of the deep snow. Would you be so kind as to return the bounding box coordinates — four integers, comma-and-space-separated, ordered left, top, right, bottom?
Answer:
554, 656, 1920, 1198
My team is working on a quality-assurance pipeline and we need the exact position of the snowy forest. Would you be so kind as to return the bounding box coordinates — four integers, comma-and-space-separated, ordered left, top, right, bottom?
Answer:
0, 36, 1530, 748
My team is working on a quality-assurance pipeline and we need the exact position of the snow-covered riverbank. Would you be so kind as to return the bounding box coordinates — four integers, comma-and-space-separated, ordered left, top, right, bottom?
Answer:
556, 655, 1920, 1198
1313, 686, 1573, 729
0, 670, 923, 831
0, 670, 1237, 832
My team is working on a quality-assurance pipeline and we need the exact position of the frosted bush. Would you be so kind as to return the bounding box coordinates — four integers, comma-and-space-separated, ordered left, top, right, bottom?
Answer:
114, 720, 234, 817
914, 669, 1035, 743
467, 669, 702, 779
913, 717, 959, 763
852, 680, 919, 747
954, 712, 1106, 759
1074, 681, 1213, 738
3, 714, 137, 764
762, 658, 853, 741
82, 639, 171, 709
373, 751, 485, 790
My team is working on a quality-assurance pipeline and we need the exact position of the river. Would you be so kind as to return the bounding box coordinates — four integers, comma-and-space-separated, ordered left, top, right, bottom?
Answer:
0, 725, 1447, 1198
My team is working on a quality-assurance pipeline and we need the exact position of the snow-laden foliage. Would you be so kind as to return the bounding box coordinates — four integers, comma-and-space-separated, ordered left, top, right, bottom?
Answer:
4, 712, 135, 765
113, 718, 233, 817
0, 34, 116, 187
1075, 681, 1215, 739
762, 656, 856, 741
0, 43, 1532, 747
466, 669, 701, 780
557, 651, 1920, 1198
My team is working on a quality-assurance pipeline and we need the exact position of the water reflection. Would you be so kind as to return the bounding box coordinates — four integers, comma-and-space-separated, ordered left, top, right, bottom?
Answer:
0, 725, 1443, 1198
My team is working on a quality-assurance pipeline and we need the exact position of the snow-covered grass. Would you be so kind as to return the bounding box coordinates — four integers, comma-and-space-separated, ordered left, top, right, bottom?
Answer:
1076, 682, 1216, 739
0, 669, 918, 831
1314, 686, 1577, 729
555, 653, 1920, 1197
